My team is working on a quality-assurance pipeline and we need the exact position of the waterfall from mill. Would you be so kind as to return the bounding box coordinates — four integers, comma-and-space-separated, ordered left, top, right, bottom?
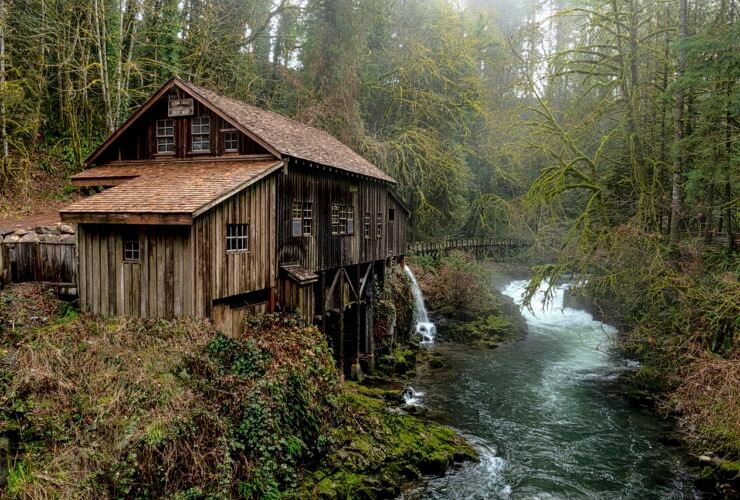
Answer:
404, 265, 436, 344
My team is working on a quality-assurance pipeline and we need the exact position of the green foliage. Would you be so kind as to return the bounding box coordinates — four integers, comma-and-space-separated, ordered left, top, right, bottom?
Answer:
420, 251, 496, 316
374, 266, 415, 347
297, 384, 478, 498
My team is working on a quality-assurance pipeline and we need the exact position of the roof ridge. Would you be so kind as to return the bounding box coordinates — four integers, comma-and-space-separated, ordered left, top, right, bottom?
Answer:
175, 79, 395, 184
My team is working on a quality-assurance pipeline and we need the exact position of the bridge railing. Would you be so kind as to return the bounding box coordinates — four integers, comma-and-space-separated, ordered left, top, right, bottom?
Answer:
407, 238, 546, 255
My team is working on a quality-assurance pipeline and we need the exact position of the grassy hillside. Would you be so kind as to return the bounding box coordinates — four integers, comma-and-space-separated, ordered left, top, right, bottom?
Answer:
0, 284, 476, 499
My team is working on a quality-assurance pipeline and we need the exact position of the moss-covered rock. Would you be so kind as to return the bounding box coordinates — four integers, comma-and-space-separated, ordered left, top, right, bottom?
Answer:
296, 384, 478, 499
440, 314, 512, 345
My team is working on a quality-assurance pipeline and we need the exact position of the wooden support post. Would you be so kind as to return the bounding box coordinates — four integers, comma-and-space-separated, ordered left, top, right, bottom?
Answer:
338, 269, 345, 379
320, 271, 326, 333
268, 287, 276, 313
355, 264, 362, 362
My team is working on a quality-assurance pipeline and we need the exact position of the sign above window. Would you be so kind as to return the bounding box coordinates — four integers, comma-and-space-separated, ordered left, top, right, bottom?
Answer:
168, 98, 194, 117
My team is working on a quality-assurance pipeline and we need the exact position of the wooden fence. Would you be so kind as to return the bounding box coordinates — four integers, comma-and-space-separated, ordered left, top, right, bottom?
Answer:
0, 240, 77, 289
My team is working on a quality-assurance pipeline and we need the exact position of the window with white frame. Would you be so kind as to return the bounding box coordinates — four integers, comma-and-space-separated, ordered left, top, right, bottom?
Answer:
331, 203, 354, 235
376, 212, 383, 239
292, 201, 313, 237
191, 116, 210, 152
123, 233, 140, 262
226, 223, 249, 252
364, 212, 371, 239
156, 119, 175, 154
223, 130, 239, 152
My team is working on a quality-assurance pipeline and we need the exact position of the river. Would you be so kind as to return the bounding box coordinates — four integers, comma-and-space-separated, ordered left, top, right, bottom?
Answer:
406, 278, 700, 499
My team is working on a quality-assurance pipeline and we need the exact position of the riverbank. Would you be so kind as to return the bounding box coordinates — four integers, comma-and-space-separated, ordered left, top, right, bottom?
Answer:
0, 283, 476, 498
560, 237, 740, 497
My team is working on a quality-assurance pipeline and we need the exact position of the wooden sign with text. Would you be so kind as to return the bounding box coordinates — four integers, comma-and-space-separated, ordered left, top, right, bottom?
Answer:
168, 98, 194, 117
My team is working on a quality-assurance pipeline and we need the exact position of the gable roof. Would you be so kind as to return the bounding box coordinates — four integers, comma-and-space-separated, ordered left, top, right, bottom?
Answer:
60, 160, 282, 225
86, 78, 395, 184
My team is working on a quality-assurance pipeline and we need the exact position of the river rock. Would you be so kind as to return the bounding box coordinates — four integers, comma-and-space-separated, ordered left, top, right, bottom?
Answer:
401, 404, 428, 416
19, 232, 40, 243
4, 234, 20, 243
39, 234, 60, 243
59, 224, 75, 235
35, 226, 55, 235
14, 229, 28, 236
60, 234, 76, 243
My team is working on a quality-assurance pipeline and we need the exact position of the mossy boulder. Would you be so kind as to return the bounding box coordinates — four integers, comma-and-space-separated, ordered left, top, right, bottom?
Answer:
440, 314, 512, 344
297, 384, 478, 498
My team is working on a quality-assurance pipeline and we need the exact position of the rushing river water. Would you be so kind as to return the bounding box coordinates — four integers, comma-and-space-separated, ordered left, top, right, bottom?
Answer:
407, 279, 699, 499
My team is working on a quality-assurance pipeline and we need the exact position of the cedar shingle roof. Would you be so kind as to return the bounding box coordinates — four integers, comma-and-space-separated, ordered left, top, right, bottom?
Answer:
178, 80, 395, 183
60, 160, 281, 219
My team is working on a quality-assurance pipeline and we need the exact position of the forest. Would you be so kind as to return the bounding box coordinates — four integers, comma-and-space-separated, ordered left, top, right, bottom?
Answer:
0, 0, 736, 246
0, 0, 738, 495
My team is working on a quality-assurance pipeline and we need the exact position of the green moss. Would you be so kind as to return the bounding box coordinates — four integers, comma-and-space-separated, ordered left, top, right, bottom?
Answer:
443, 313, 512, 344
297, 385, 478, 498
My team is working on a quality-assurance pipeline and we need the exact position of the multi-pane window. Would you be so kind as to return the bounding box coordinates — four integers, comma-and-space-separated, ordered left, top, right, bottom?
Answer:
302, 203, 313, 236
123, 234, 140, 262
226, 224, 249, 252
156, 119, 175, 154
376, 212, 383, 239
223, 130, 239, 152
292, 201, 313, 237
331, 203, 354, 235
364, 212, 372, 239
191, 116, 210, 152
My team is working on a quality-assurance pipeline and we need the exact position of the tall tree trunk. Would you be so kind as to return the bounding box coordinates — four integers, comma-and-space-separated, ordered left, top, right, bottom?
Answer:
669, 0, 688, 246
724, 2, 735, 252
0, 0, 8, 162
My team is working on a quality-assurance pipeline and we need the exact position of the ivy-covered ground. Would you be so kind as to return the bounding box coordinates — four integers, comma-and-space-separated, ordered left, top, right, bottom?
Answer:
0, 283, 476, 499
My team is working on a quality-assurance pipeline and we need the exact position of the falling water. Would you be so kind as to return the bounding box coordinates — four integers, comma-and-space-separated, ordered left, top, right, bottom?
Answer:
404, 265, 436, 343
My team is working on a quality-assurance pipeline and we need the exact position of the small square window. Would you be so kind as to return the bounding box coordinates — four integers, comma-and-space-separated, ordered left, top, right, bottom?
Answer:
389, 208, 395, 222
223, 130, 239, 152
226, 224, 249, 252
123, 234, 140, 262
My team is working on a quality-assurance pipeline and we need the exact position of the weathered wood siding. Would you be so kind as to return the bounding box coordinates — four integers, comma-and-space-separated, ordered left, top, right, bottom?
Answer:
387, 195, 408, 258
279, 278, 315, 325
0, 241, 77, 285
95, 87, 269, 163
193, 175, 277, 317
77, 224, 192, 318
277, 160, 401, 272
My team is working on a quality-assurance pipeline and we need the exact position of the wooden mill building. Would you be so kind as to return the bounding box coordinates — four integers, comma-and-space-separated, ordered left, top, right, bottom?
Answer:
60, 77, 408, 376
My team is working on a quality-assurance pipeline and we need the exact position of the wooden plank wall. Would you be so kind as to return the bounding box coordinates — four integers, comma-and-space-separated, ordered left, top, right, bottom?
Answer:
78, 224, 192, 318
193, 175, 277, 317
387, 195, 408, 258
96, 87, 269, 163
277, 161, 402, 272
278, 278, 315, 325
213, 302, 268, 338
0, 241, 77, 285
